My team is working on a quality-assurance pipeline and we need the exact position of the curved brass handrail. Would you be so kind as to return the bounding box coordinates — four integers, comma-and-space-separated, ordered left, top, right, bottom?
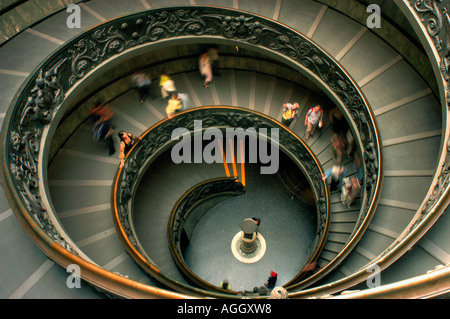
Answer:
330, 264, 450, 299
0, 6, 382, 298
167, 177, 246, 294
112, 106, 331, 297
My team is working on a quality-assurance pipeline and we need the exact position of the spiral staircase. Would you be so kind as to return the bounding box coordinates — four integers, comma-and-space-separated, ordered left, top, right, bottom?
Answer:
0, 0, 449, 299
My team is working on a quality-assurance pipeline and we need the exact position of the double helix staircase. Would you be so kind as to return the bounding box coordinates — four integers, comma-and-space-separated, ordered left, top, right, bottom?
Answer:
0, 0, 449, 299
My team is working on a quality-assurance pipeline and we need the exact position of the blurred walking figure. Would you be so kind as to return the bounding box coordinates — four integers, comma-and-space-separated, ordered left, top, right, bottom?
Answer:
166, 93, 183, 119
96, 120, 116, 156
90, 103, 116, 156
199, 52, 213, 88
177, 92, 190, 110
118, 130, 142, 168
133, 71, 154, 103
345, 129, 355, 157
281, 102, 300, 127
159, 71, 176, 99
304, 105, 323, 142
329, 106, 355, 156
341, 176, 361, 208
208, 47, 220, 76
329, 107, 348, 136
322, 164, 347, 192
330, 132, 347, 165
90, 102, 114, 129
353, 152, 363, 181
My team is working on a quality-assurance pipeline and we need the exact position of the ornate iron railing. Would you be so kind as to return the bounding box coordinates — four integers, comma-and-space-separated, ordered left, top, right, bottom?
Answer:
0, 6, 382, 297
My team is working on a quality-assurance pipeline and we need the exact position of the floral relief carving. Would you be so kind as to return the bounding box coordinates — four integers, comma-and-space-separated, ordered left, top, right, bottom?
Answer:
412, 1, 450, 104
19, 58, 67, 127
412, 0, 449, 52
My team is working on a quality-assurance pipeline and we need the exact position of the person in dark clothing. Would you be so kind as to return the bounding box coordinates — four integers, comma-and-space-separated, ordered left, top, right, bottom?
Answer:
96, 120, 115, 156
220, 279, 232, 291
265, 271, 278, 289
90, 103, 116, 156
330, 132, 347, 165
329, 107, 348, 135
133, 72, 156, 103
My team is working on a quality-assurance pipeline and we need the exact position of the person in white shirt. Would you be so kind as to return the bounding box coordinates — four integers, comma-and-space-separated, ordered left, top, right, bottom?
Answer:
304, 104, 323, 142
133, 72, 153, 103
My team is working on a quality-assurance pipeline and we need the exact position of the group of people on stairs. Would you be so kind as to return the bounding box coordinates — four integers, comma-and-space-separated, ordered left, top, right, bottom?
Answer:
90, 47, 362, 208
281, 102, 361, 208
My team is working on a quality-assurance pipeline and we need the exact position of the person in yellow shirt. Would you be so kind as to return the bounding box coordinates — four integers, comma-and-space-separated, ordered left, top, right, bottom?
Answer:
159, 73, 176, 98
281, 102, 300, 127
166, 93, 183, 119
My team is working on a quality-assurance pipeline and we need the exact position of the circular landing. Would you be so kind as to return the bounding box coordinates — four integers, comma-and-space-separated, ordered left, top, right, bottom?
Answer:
231, 232, 266, 264
183, 164, 317, 292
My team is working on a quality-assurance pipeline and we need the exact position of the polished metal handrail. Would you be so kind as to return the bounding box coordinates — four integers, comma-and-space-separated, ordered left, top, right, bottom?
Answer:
331, 264, 450, 299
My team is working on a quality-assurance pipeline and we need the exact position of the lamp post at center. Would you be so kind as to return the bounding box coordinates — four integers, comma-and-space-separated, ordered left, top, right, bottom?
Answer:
231, 218, 266, 264
240, 218, 259, 254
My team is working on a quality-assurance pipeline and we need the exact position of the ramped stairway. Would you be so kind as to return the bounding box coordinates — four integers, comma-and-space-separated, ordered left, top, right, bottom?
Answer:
0, 0, 448, 298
